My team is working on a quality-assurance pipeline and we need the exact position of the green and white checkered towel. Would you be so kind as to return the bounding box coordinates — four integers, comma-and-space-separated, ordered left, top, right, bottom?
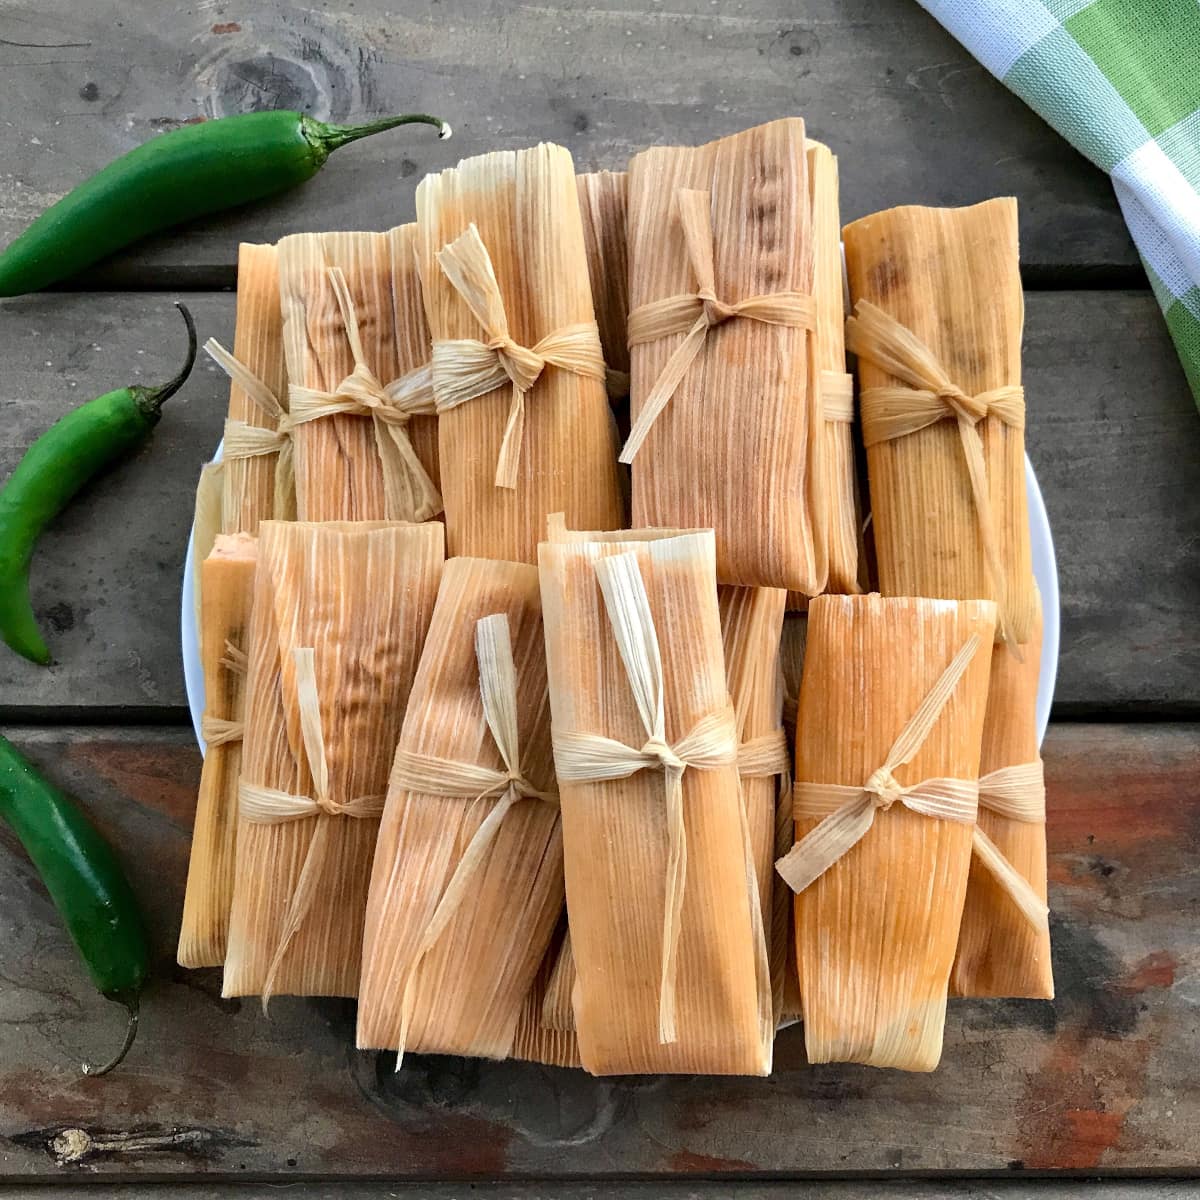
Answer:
918, 0, 1200, 406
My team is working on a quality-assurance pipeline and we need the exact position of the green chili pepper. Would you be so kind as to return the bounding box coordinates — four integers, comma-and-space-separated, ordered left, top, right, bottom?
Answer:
0, 303, 197, 665
0, 730, 150, 1075
0, 110, 451, 296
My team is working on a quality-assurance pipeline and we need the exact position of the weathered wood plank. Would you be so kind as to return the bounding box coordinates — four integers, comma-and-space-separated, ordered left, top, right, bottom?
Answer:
0, 289, 1194, 716
0, 0, 1134, 284
3, 1186, 1198, 1199
0, 723, 1196, 1177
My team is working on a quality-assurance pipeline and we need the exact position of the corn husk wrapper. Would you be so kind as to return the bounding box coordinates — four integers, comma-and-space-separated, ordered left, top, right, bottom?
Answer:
357, 558, 562, 1058
180, 245, 291, 969
952, 592, 1053, 999
843, 199, 1034, 645
786, 594, 995, 1070
539, 524, 771, 1075
178, 535, 257, 968
220, 242, 292, 531
223, 520, 444, 999
578, 170, 630, 397
278, 231, 440, 522
788, 141, 860, 607
510, 921, 583, 1069
718, 585, 790, 1023
416, 143, 623, 562
625, 118, 823, 593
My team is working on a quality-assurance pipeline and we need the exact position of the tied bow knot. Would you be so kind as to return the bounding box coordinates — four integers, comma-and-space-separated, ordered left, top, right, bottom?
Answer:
431, 224, 606, 490
864, 766, 903, 811
846, 299, 1027, 650
620, 187, 816, 464
285, 266, 441, 522
388, 613, 559, 1065
776, 633, 985, 897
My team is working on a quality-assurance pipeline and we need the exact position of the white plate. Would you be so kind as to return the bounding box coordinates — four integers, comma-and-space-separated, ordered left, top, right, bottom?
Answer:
181, 451, 1059, 756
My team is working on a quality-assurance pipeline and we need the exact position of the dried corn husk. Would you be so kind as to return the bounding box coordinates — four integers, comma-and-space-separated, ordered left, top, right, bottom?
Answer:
357, 558, 561, 1059
719, 586, 789, 1023
510, 921, 583, 1069
777, 615, 806, 1022
416, 143, 623, 562
223, 520, 443, 1000
778, 594, 995, 1070
624, 119, 823, 593
216, 242, 293, 531
802, 140, 860, 600
178, 535, 256, 968
180, 245, 291, 969
577, 169, 630, 398
843, 199, 1034, 646
278, 231, 440, 522
539, 525, 771, 1075
952, 591, 1053, 999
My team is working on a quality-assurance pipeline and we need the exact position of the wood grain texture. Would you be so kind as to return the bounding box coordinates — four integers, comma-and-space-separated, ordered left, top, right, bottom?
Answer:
0, 0, 1134, 284
0, 722, 1196, 1176
1, 1189, 1197, 1200
0, 290, 1192, 717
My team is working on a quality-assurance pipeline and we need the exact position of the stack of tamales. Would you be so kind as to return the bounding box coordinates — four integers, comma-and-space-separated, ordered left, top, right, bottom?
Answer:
179, 243, 289, 969
176, 121, 1055, 1078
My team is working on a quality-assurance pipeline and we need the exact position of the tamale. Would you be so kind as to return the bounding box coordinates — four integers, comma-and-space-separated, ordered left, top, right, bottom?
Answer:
805, 140, 860, 597
223, 520, 443, 999
388, 222, 441, 500
539, 525, 771, 1075
178, 535, 256, 967
577, 170, 630, 397
189, 461, 224, 628
624, 118, 824, 593
510, 921, 583, 1069
218, 242, 292, 531
718, 585, 789, 1022
278, 231, 440, 523
357, 558, 561, 1059
843, 198, 1035, 646
952, 592, 1053, 999
180, 244, 289, 968
778, 594, 995, 1070
415, 143, 623, 562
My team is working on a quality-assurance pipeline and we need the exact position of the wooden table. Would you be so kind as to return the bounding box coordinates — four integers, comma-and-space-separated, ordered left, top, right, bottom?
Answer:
0, 0, 1197, 1192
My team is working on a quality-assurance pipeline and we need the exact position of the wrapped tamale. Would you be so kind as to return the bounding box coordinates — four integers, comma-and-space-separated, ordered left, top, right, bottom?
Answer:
510, 921, 583, 1069
952, 591, 1053, 999
624, 118, 824, 593
223, 520, 444, 1000
777, 594, 995, 1070
805, 140, 860, 597
539, 525, 771, 1075
415, 143, 623, 562
778, 612, 807, 1022
577, 170, 630, 399
719, 586, 790, 1021
358, 558, 562, 1059
278, 230, 441, 523
178, 535, 256, 968
843, 198, 1034, 646
180, 244, 289, 968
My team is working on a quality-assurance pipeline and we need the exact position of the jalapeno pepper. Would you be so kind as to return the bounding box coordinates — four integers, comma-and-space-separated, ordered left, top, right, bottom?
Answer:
0, 303, 197, 665
0, 110, 450, 296
0, 730, 150, 1074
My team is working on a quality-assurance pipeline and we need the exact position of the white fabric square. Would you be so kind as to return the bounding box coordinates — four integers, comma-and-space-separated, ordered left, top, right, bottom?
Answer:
920, 0, 1059, 78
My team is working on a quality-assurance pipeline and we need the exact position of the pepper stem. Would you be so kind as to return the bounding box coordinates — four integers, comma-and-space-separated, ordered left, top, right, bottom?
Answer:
82, 994, 139, 1077
307, 112, 452, 154
132, 302, 197, 421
